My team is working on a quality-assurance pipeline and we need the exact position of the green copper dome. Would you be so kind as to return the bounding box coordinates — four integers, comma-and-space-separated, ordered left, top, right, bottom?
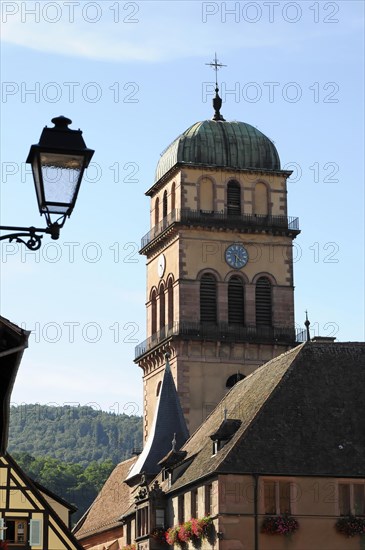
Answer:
155, 119, 281, 183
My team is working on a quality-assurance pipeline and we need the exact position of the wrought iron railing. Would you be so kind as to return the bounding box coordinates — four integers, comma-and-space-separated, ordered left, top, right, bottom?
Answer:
140, 209, 300, 250
134, 321, 302, 359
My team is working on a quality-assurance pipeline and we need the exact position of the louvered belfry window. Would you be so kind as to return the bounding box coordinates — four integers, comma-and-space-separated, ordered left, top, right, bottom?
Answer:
256, 277, 272, 326
154, 197, 159, 226
151, 290, 157, 335
227, 180, 241, 216
200, 274, 217, 324
163, 190, 168, 218
159, 285, 165, 329
228, 276, 244, 325
167, 278, 174, 328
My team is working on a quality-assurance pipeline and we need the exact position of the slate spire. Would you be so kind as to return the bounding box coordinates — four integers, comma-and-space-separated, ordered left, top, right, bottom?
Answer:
126, 353, 189, 483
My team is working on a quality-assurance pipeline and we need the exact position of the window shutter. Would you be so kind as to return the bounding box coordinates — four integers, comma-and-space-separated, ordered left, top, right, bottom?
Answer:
200, 274, 217, 324
228, 276, 244, 325
163, 190, 168, 218
29, 519, 42, 546
0, 518, 5, 541
256, 277, 272, 326
227, 181, 241, 216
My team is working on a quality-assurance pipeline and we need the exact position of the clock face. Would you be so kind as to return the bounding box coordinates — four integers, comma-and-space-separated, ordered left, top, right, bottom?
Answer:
157, 253, 166, 278
225, 243, 249, 269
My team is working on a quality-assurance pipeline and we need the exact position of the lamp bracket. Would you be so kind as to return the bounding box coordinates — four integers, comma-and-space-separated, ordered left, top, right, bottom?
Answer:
0, 223, 61, 251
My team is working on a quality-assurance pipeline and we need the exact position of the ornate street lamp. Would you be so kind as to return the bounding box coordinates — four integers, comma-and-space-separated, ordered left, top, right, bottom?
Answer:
0, 116, 94, 250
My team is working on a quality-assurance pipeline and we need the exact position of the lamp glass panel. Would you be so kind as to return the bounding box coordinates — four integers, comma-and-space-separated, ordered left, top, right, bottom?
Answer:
40, 152, 84, 213
32, 157, 44, 212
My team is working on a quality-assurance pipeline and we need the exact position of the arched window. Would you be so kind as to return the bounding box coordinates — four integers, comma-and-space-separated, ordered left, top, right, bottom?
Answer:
254, 182, 269, 215
156, 381, 162, 397
167, 278, 174, 329
256, 277, 272, 326
154, 197, 159, 226
200, 177, 214, 211
227, 180, 241, 216
171, 182, 176, 212
151, 289, 157, 335
200, 274, 217, 324
159, 284, 165, 329
228, 276, 244, 325
226, 373, 245, 388
163, 190, 168, 219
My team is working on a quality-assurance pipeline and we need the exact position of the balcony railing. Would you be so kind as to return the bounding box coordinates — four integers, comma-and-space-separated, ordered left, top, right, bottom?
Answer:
140, 209, 300, 251
135, 321, 302, 359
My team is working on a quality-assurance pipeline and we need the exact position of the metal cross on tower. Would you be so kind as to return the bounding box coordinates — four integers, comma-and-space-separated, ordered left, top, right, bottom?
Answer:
205, 54, 227, 121
205, 53, 227, 88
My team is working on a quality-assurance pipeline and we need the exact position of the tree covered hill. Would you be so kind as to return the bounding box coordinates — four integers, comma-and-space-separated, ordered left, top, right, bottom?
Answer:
7, 404, 143, 523
8, 404, 143, 465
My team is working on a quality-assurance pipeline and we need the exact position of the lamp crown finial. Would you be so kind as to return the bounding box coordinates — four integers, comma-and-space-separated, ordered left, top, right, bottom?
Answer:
51, 116, 72, 129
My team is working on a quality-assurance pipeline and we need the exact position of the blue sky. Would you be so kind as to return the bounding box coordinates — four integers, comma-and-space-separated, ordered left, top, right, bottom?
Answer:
1, 0, 364, 415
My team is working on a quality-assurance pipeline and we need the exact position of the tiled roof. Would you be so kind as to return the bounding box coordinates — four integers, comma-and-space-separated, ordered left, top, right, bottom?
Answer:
169, 342, 365, 491
73, 457, 137, 539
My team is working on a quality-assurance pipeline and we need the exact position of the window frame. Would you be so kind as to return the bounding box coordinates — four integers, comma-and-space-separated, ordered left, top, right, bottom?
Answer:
204, 483, 213, 516
136, 506, 149, 538
228, 275, 245, 326
191, 488, 198, 518
4, 518, 28, 546
200, 273, 217, 325
263, 480, 293, 515
178, 495, 185, 524
255, 276, 272, 327
338, 483, 365, 516
227, 180, 241, 216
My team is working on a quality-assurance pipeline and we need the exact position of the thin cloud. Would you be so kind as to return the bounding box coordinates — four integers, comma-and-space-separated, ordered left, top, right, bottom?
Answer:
1, 3, 287, 62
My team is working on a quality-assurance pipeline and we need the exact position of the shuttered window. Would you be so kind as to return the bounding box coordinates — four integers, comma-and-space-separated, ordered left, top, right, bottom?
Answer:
200, 274, 217, 324
167, 279, 174, 328
171, 182, 176, 211
151, 290, 157, 335
256, 277, 272, 326
227, 180, 241, 216
228, 276, 244, 325
154, 197, 159, 225
163, 190, 168, 218
159, 285, 165, 329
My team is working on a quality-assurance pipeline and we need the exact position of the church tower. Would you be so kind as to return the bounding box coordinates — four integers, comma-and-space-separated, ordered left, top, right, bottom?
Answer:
135, 63, 300, 440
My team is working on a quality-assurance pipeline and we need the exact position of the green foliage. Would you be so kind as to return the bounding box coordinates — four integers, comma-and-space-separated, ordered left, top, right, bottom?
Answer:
8, 404, 142, 465
8, 404, 143, 523
11, 452, 113, 524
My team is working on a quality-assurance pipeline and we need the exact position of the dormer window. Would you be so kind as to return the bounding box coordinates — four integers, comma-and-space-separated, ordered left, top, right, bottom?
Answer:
212, 438, 231, 455
210, 418, 241, 455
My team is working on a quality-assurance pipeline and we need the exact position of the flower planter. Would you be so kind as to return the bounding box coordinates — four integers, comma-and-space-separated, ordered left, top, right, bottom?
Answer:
261, 514, 299, 536
336, 516, 365, 537
165, 516, 213, 546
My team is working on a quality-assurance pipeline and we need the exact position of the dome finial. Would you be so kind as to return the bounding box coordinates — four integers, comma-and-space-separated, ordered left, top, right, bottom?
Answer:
205, 53, 226, 121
